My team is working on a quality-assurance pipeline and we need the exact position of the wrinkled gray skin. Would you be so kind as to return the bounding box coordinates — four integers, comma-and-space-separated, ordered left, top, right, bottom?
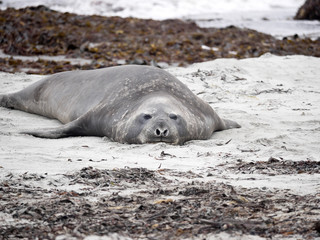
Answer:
0, 65, 240, 144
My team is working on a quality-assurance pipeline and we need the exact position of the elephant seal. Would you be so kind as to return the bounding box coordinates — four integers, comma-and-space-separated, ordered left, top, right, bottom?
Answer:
0, 65, 240, 144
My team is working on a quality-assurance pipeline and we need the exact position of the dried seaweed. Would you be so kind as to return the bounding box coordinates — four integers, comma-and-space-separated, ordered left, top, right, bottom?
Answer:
0, 6, 319, 74
1, 167, 319, 239
225, 159, 320, 175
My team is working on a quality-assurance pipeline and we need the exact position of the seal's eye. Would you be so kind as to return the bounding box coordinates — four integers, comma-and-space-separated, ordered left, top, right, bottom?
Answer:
169, 113, 178, 120
143, 114, 152, 120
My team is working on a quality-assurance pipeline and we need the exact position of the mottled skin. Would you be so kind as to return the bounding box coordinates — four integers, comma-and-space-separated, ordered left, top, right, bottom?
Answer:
0, 65, 240, 144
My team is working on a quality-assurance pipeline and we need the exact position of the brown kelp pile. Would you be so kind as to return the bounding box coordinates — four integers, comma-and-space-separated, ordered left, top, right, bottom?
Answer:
1, 6, 319, 74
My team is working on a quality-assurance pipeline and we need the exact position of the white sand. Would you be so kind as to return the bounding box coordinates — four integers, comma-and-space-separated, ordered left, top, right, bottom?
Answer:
1, 54, 319, 197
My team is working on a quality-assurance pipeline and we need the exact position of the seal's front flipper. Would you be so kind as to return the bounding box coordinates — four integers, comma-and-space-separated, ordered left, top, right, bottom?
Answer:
21, 122, 83, 139
222, 119, 241, 130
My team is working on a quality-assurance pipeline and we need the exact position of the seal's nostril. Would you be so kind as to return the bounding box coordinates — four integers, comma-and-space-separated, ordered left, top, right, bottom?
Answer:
163, 129, 168, 136
156, 129, 161, 136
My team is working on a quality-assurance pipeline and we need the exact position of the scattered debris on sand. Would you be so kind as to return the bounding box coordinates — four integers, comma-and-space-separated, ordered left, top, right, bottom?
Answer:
1, 167, 319, 239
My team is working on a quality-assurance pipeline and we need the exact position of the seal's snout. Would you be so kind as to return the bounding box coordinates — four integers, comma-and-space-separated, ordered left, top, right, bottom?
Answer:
155, 128, 169, 137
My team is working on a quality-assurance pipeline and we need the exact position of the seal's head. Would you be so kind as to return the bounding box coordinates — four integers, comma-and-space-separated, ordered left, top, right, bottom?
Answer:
114, 93, 190, 145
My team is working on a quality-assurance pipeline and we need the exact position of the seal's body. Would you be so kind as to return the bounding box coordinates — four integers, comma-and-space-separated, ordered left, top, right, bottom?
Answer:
0, 65, 240, 144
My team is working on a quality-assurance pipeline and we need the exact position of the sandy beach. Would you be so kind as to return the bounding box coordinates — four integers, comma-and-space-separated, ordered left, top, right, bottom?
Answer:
1, 54, 319, 239
1, 0, 320, 238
